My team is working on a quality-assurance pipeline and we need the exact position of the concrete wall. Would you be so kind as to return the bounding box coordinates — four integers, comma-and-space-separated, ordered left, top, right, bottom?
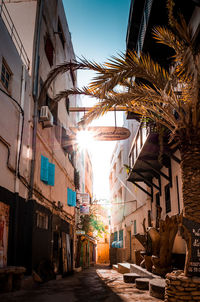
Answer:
0, 6, 33, 267
0, 16, 32, 199
109, 117, 151, 263
1, 0, 79, 271
4, 0, 37, 71
85, 150, 93, 199
29, 0, 77, 217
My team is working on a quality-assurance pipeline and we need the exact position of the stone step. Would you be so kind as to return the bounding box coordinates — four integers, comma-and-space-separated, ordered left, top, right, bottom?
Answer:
117, 262, 131, 274
135, 278, 150, 290
130, 263, 160, 279
112, 264, 118, 271
123, 273, 141, 283
149, 278, 166, 300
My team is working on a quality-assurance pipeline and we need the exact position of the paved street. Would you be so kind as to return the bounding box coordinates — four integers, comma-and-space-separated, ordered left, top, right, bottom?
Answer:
0, 266, 162, 302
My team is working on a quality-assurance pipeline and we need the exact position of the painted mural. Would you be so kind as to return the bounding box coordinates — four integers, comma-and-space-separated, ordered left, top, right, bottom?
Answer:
0, 202, 9, 267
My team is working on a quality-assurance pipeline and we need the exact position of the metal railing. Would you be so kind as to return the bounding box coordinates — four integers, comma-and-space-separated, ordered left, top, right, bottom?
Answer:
0, 0, 30, 70
129, 122, 149, 168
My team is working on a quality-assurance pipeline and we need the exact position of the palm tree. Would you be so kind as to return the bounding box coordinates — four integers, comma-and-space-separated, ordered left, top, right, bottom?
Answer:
39, 0, 200, 275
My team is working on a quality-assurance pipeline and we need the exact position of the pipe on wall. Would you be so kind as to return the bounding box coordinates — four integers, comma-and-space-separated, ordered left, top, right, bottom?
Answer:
29, 0, 44, 199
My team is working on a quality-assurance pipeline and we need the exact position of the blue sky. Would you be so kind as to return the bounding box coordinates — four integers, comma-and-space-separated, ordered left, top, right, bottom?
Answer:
63, 0, 131, 199
63, 0, 131, 64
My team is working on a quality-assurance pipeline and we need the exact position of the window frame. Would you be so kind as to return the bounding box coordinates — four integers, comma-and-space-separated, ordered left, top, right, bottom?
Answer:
1, 58, 12, 92
133, 220, 137, 234
44, 34, 54, 67
57, 18, 65, 49
165, 183, 171, 213
36, 211, 49, 230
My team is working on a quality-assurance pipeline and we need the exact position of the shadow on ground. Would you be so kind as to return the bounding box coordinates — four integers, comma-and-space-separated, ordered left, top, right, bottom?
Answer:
0, 265, 123, 302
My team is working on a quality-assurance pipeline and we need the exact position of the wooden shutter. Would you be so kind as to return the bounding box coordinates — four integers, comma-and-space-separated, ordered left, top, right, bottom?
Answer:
40, 155, 49, 183
48, 163, 55, 186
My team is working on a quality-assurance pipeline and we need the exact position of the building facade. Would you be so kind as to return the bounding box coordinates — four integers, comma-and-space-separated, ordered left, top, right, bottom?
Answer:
110, 0, 200, 269
0, 0, 80, 277
0, 1, 32, 268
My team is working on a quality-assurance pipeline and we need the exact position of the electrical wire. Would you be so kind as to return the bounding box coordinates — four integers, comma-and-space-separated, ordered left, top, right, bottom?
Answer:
0, 87, 24, 177
0, 89, 74, 222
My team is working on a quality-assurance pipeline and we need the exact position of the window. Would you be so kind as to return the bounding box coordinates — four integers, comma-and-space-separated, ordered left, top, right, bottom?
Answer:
155, 192, 160, 206
165, 184, 171, 213
119, 230, 123, 241
44, 35, 54, 66
40, 155, 55, 186
134, 220, 137, 234
1, 59, 11, 91
67, 187, 76, 207
36, 211, 48, 229
57, 19, 65, 49
45, 92, 58, 125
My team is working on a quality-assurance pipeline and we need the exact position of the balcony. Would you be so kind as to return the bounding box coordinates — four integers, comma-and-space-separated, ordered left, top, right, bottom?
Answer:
127, 122, 180, 199
0, 0, 30, 69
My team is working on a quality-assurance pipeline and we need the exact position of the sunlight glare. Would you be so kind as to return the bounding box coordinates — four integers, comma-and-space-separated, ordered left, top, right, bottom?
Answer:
76, 130, 95, 149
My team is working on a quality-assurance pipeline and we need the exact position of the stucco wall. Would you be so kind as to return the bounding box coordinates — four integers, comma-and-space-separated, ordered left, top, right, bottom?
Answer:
0, 17, 32, 198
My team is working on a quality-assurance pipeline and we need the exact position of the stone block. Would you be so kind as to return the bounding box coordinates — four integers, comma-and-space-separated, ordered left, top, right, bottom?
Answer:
118, 263, 130, 274
123, 273, 140, 283
135, 278, 150, 290
149, 278, 166, 300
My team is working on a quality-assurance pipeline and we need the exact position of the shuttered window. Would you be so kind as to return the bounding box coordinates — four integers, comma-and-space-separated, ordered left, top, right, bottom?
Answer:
67, 188, 76, 207
40, 155, 55, 186
48, 163, 55, 186
40, 155, 49, 183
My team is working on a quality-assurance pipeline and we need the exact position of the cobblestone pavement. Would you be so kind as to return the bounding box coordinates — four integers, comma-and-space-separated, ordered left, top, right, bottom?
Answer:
0, 266, 162, 302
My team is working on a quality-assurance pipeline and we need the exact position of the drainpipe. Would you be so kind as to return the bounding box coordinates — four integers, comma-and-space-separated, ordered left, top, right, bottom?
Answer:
29, 0, 43, 199
15, 64, 26, 193
13, 64, 26, 265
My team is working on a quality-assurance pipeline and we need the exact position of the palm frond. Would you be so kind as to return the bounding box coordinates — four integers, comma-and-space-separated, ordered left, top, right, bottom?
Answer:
89, 51, 169, 93
38, 4, 200, 144
51, 87, 95, 108
153, 26, 182, 53
38, 61, 81, 105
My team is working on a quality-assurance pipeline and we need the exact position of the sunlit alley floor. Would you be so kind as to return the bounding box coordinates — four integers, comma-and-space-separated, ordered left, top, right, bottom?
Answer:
0, 265, 162, 302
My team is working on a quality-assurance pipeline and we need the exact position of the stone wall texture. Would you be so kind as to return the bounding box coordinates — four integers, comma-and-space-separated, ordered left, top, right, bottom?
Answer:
165, 271, 200, 301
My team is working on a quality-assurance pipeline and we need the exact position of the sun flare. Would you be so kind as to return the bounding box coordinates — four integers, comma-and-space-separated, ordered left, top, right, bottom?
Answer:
76, 130, 95, 150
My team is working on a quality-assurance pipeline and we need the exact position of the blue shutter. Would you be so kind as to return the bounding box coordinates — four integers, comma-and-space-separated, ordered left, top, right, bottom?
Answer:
72, 190, 76, 206
67, 188, 76, 206
48, 163, 55, 186
40, 155, 49, 183
67, 188, 72, 206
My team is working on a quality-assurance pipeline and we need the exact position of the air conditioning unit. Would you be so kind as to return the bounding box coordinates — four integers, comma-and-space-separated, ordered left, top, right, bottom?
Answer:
40, 106, 54, 127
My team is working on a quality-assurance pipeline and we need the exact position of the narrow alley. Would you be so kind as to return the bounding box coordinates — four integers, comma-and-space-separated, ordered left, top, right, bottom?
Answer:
0, 266, 162, 302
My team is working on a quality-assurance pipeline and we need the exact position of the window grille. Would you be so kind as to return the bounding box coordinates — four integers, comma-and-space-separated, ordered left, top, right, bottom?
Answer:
1, 59, 11, 91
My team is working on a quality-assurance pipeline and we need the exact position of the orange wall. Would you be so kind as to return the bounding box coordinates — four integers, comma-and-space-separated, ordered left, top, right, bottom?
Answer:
97, 242, 109, 264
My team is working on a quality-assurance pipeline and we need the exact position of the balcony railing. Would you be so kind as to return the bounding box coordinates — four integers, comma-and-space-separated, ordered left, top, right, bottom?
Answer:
0, 0, 30, 70
129, 122, 149, 168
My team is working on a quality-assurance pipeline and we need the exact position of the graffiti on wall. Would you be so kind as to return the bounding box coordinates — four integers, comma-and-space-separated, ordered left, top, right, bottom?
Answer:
0, 202, 9, 267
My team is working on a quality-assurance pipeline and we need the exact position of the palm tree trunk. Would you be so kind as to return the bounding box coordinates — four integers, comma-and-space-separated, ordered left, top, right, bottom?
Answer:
179, 142, 200, 276
180, 143, 200, 221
